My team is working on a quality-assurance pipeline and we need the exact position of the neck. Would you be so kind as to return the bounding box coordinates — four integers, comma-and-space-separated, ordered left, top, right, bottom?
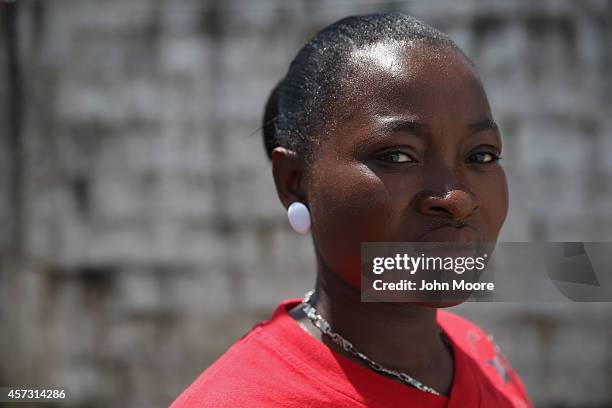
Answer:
314, 268, 444, 369
291, 257, 455, 396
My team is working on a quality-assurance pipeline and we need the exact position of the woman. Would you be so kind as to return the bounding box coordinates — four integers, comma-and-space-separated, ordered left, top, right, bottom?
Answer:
172, 13, 532, 407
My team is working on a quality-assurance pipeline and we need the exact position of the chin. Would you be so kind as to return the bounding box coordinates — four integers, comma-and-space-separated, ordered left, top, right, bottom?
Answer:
397, 299, 468, 308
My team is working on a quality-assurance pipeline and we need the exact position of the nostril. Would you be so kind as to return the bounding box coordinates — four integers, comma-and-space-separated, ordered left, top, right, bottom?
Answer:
416, 189, 478, 220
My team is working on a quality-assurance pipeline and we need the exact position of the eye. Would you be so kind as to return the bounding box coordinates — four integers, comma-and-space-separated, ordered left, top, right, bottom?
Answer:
467, 151, 500, 164
378, 151, 415, 164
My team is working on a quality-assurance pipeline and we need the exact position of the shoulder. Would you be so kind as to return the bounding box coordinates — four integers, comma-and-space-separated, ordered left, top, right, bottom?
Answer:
437, 308, 493, 347
170, 299, 329, 408
437, 309, 506, 357
169, 320, 272, 407
437, 309, 533, 408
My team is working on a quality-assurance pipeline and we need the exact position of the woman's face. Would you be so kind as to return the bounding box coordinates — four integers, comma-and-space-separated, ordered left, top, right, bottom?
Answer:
304, 42, 508, 289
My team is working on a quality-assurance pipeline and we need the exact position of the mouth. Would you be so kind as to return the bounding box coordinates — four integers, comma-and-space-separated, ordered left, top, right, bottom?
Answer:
415, 223, 479, 243
413, 223, 487, 259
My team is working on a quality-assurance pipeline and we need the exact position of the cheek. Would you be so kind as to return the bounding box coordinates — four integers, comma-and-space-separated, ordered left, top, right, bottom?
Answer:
475, 167, 509, 237
308, 163, 393, 288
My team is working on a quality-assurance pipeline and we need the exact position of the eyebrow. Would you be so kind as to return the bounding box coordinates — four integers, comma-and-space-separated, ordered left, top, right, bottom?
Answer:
377, 118, 430, 139
377, 117, 499, 137
468, 118, 499, 133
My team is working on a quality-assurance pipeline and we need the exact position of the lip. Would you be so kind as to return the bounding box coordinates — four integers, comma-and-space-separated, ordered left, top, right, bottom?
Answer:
414, 225, 482, 259
415, 223, 479, 243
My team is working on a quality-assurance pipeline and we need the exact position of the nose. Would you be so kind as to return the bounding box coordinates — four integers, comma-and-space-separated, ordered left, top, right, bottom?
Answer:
417, 189, 479, 222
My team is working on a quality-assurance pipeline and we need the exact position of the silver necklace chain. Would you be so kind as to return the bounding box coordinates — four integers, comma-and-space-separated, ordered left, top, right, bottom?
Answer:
300, 289, 442, 396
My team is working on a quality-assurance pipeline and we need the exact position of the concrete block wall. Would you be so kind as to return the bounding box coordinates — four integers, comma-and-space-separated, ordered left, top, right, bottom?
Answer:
1, 0, 611, 406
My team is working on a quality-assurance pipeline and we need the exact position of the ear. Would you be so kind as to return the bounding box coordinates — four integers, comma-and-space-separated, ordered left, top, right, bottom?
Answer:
271, 147, 307, 210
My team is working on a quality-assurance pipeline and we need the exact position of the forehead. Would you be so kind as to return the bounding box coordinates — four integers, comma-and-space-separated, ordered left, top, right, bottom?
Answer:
336, 41, 490, 125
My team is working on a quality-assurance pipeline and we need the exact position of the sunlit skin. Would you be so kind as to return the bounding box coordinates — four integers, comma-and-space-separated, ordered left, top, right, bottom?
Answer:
271, 42, 508, 396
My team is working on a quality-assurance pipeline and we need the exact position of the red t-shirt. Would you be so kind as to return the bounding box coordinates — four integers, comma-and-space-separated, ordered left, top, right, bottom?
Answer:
171, 298, 532, 407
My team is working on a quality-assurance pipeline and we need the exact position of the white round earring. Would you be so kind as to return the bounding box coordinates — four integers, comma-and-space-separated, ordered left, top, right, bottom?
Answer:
287, 202, 311, 234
